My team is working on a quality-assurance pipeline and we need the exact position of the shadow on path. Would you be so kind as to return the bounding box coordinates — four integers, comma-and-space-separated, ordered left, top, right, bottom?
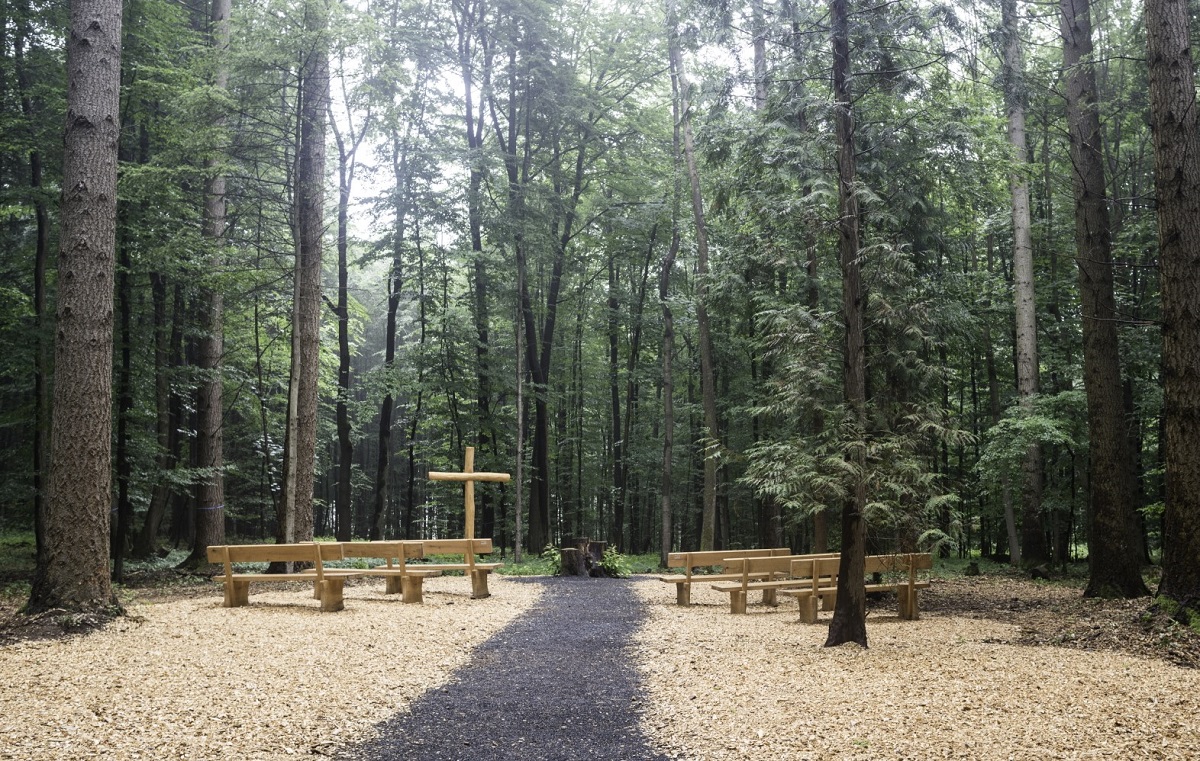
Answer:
341, 576, 672, 761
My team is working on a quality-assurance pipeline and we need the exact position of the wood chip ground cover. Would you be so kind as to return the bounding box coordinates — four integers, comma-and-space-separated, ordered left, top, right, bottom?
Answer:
631, 577, 1200, 760
2, 572, 1198, 759
0, 577, 541, 760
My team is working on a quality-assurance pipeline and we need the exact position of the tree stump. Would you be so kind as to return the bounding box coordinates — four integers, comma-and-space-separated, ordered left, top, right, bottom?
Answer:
558, 538, 609, 577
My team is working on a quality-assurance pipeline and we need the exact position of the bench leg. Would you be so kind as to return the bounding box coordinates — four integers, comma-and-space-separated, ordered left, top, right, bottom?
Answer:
730, 591, 747, 615
384, 576, 404, 595
470, 570, 491, 599
821, 592, 837, 610
313, 582, 323, 600
898, 587, 919, 620
319, 578, 346, 612
676, 583, 691, 606
762, 588, 778, 607
225, 580, 249, 608
798, 595, 818, 624
401, 575, 424, 604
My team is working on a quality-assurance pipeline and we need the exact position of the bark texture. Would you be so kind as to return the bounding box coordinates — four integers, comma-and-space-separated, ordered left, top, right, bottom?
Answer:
29, 0, 122, 613
668, 3, 719, 552
279, 0, 329, 544
1060, 0, 1148, 598
825, 0, 868, 648
1001, 0, 1046, 567
1145, 0, 1200, 613
190, 0, 230, 563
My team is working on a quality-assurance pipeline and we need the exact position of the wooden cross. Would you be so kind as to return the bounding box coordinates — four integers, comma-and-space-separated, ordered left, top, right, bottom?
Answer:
429, 447, 511, 539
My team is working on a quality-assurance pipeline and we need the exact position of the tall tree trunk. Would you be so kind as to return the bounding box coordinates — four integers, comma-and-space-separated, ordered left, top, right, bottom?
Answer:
279, 0, 329, 545
15, 16, 52, 567
134, 274, 176, 557
188, 0, 230, 564
659, 224, 679, 566
825, 0, 868, 649
608, 256, 624, 549
1145, 0, 1200, 614
668, 1, 719, 552
457, 0, 497, 542
1001, 0, 1048, 567
329, 68, 370, 542
1060, 0, 1148, 598
113, 236, 133, 582
29, 0, 122, 614
985, 235, 1020, 563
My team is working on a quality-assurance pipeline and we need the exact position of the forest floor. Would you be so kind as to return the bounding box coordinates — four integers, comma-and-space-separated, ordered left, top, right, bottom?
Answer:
0, 563, 1197, 759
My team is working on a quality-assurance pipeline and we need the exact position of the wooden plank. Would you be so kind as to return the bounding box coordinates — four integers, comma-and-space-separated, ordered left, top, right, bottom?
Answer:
420, 538, 494, 555
665, 548, 789, 569
337, 541, 425, 560
213, 543, 322, 564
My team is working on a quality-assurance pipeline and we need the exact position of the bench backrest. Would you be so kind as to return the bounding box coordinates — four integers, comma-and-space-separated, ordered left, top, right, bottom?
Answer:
336, 541, 425, 562
206, 542, 341, 580
667, 547, 791, 571
812, 553, 933, 587
419, 538, 494, 556
723, 553, 840, 579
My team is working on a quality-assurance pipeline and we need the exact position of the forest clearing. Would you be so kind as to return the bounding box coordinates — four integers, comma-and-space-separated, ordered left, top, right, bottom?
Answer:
6, 0, 1200, 748
1, 562, 1197, 760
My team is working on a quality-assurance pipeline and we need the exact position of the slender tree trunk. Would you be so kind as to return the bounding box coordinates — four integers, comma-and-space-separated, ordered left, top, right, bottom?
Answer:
134, 274, 176, 557
659, 226, 678, 566
328, 70, 369, 542
279, 0, 329, 545
825, 0, 868, 648
188, 0, 230, 564
1145, 0, 1200, 614
458, 0, 497, 542
113, 238, 133, 582
1060, 0, 1148, 598
985, 235, 1020, 564
608, 256, 624, 549
15, 19, 52, 567
1001, 0, 1048, 567
29, 0, 122, 614
668, 1, 719, 552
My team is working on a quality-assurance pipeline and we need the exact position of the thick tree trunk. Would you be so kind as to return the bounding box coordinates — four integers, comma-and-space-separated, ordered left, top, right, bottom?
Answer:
1060, 0, 1148, 598
1001, 0, 1047, 567
29, 0, 122, 614
1145, 0, 1200, 614
825, 0, 868, 648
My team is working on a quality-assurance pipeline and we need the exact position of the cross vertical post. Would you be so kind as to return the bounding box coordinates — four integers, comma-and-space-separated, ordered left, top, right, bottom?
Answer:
429, 447, 511, 539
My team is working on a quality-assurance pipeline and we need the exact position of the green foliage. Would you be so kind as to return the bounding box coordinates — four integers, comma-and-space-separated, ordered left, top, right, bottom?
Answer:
600, 547, 631, 578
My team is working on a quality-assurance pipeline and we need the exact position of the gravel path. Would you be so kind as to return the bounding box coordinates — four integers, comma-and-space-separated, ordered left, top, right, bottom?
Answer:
340, 577, 670, 761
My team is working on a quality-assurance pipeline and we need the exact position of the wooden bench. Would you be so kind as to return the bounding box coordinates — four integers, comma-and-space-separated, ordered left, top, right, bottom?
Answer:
206, 542, 359, 612
313, 541, 442, 604
710, 553, 839, 614
778, 553, 933, 623
660, 548, 793, 606
406, 538, 500, 599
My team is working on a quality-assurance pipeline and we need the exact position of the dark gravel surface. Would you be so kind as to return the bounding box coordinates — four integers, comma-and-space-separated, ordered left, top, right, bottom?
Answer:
340, 576, 673, 761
